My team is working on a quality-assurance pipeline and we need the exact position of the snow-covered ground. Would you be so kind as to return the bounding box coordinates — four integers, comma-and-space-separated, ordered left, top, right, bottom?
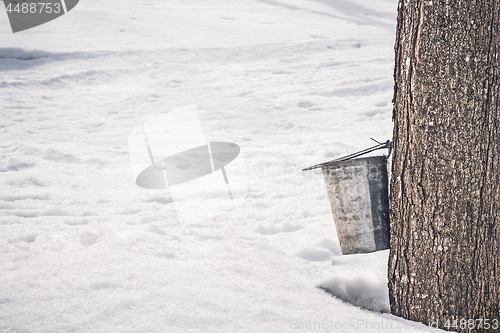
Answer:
0, 0, 442, 332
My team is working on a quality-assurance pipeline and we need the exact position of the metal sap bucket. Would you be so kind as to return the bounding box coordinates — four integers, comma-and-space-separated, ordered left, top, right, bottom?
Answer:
303, 140, 391, 255
321, 156, 389, 254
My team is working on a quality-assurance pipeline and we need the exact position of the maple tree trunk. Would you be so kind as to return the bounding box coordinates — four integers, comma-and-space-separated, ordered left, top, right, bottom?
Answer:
389, 0, 500, 331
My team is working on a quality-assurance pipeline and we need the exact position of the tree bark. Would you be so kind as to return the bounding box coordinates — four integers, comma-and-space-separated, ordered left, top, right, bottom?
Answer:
389, 0, 500, 331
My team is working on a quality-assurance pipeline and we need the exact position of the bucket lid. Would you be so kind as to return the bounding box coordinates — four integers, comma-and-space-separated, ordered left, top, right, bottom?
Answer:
302, 139, 392, 171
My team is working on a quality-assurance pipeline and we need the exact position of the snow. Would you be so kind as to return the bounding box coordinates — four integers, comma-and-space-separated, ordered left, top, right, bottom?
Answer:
0, 0, 443, 332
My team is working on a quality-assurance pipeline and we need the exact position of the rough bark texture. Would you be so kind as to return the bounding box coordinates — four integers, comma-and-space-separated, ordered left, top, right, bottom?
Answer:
389, 0, 500, 331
